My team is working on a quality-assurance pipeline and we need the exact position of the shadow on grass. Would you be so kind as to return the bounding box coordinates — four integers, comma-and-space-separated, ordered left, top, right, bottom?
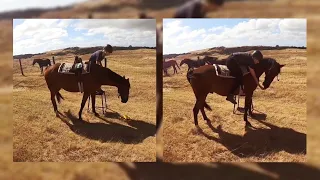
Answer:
236, 107, 267, 121
197, 120, 306, 158
118, 162, 320, 180
58, 110, 155, 144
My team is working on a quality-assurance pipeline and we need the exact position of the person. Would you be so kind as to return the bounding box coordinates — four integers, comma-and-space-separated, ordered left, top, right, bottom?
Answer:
225, 50, 265, 104
89, 44, 113, 94
174, 0, 225, 18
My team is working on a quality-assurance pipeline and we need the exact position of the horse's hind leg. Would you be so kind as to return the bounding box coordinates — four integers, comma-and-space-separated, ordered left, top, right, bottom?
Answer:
78, 92, 90, 121
193, 101, 200, 126
50, 91, 58, 117
193, 96, 206, 126
199, 95, 210, 122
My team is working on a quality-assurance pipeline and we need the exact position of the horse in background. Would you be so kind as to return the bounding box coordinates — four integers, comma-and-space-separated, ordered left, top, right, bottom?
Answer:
163, 59, 180, 76
203, 55, 227, 65
180, 58, 207, 70
32, 58, 52, 75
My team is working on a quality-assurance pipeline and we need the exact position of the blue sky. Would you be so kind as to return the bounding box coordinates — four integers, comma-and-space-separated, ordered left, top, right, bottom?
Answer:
0, 0, 86, 12
13, 19, 156, 55
163, 18, 307, 54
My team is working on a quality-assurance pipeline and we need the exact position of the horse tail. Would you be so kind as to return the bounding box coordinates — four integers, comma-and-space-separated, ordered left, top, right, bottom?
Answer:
204, 101, 212, 111
56, 92, 64, 103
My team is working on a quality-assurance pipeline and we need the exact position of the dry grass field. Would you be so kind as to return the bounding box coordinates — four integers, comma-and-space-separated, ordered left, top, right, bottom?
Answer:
163, 49, 306, 162
13, 49, 156, 162
0, 0, 320, 179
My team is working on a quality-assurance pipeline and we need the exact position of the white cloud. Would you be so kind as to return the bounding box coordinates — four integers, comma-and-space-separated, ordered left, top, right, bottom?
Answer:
0, 0, 87, 12
13, 19, 156, 55
163, 19, 306, 54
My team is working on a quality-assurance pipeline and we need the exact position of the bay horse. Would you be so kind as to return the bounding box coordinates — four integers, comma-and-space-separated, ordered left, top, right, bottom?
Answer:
187, 58, 285, 127
180, 58, 208, 70
163, 59, 180, 76
33, 58, 51, 74
44, 62, 130, 121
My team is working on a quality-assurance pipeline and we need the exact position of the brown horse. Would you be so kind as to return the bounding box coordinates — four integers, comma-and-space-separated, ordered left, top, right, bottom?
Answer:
187, 58, 285, 127
163, 59, 180, 76
44, 62, 130, 120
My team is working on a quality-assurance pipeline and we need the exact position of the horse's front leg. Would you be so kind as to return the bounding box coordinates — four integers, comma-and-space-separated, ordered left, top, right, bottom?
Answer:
78, 92, 90, 121
248, 98, 254, 117
173, 66, 177, 74
244, 93, 253, 127
91, 92, 99, 116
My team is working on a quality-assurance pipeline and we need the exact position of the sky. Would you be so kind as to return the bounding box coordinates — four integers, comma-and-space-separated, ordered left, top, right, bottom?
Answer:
13, 19, 156, 55
163, 18, 307, 55
0, 0, 87, 12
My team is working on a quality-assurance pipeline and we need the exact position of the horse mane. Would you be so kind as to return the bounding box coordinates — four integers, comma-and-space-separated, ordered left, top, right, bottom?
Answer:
94, 64, 127, 85
260, 57, 282, 72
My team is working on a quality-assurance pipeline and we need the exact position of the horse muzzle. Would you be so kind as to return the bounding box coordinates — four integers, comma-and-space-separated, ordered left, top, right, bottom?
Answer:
121, 98, 128, 103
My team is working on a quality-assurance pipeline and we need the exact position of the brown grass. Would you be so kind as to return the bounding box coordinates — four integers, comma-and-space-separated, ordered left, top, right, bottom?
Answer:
13, 49, 156, 162
163, 49, 306, 162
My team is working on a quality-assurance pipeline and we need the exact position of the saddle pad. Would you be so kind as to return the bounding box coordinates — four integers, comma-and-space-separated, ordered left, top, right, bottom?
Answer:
58, 63, 90, 74
213, 64, 250, 78
213, 64, 234, 78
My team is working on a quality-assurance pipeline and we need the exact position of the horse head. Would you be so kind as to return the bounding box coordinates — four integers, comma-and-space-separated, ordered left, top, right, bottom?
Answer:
180, 59, 188, 66
260, 58, 285, 89
118, 76, 130, 103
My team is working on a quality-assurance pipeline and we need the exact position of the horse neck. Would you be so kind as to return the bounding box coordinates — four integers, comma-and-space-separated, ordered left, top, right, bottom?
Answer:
97, 66, 123, 87
255, 68, 265, 78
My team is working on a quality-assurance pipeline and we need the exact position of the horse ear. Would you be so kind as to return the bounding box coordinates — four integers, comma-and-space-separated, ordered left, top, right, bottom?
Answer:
280, 64, 285, 68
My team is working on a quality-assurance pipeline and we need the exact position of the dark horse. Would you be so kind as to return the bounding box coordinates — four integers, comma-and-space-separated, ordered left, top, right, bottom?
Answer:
180, 58, 209, 70
203, 55, 227, 65
163, 59, 180, 76
44, 62, 130, 120
32, 58, 51, 75
187, 58, 285, 127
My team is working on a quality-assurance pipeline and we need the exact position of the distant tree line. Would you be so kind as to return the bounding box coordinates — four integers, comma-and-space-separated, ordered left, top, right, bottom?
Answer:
164, 45, 306, 58
13, 46, 156, 59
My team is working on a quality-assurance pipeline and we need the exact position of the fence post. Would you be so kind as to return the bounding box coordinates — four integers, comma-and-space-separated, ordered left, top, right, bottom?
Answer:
19, 59, 25, 76
52, 56, 55, 64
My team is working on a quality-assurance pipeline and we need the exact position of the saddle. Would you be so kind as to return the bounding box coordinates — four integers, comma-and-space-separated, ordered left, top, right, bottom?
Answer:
213, 64, 250, 78
58, 62, 91, 74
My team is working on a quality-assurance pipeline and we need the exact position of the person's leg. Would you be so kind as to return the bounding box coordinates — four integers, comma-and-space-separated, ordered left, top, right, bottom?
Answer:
226, 60, 242, 104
